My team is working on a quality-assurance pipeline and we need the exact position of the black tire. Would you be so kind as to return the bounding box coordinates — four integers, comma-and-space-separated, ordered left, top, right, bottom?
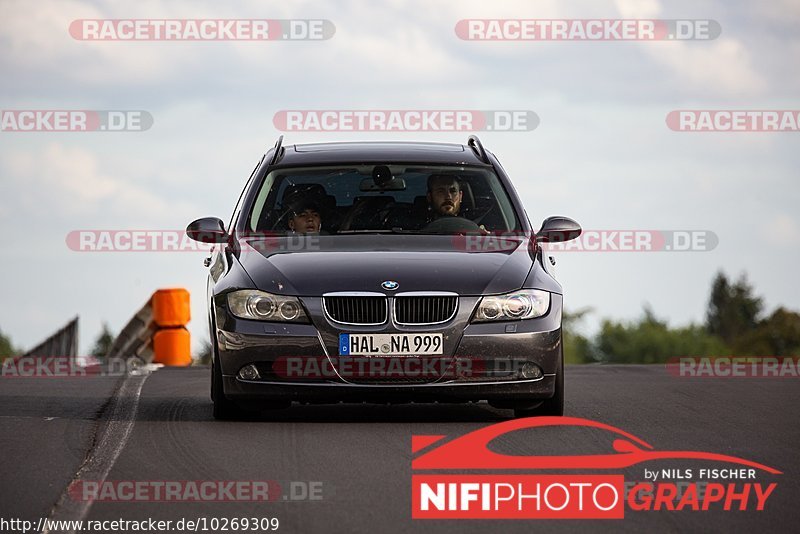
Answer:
514, 352, 564, 418
211, 347, 244, 420
209, 319, 215, 401
208, 300, 220, 401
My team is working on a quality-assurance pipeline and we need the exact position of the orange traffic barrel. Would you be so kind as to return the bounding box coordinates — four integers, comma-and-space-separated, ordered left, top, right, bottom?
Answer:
152, 327, 191, 366
151, 288, 190, 327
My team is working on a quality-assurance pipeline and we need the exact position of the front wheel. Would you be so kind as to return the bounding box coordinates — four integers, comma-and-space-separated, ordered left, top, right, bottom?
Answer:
212, 351, 244, 420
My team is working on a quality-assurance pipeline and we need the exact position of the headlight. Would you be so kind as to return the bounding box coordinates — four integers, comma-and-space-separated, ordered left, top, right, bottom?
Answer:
227, 290, 309, 323
472, 290, 550, 322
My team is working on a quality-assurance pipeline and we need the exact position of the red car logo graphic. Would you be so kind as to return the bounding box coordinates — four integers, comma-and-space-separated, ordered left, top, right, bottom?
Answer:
412, 416, 781, 474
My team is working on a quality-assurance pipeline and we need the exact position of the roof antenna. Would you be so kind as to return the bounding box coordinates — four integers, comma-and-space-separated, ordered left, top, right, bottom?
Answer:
467, 135, 489, 164
269, 135, 285, 165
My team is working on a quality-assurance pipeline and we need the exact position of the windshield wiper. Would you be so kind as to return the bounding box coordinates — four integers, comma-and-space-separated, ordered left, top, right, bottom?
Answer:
335, 228, 435, 235
388, 227, 431, 234
335, 229, 396, 234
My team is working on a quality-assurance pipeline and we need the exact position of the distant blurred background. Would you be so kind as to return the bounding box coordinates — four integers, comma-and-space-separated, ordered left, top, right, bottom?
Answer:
1, 0, 798, 361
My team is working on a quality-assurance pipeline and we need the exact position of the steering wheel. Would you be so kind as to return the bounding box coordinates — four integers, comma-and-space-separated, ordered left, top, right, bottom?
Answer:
421, 216, 482, 234
268, 206, 296, 233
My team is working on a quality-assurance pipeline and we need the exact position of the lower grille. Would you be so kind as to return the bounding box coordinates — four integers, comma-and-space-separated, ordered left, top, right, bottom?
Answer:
336, 356, 451, 385
323, 295, 387, 325
394, 295, 458, 325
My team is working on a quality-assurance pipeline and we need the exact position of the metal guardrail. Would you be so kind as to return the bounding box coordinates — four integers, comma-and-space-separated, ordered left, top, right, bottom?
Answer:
104, 303, 155, 362
21, 317, 79, 359
13, 290, 189, 367
105, 288, 191, 366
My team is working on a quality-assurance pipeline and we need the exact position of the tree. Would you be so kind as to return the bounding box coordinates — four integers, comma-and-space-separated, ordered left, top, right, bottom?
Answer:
706, 271, 763, 345
563, 308, 594, 364
0, 328, 17, 361
732, 307, 800, 356
193, 325, 213, 365
595, 307, 729, 364
91, 323, 115, 358
195, 339, 213, 365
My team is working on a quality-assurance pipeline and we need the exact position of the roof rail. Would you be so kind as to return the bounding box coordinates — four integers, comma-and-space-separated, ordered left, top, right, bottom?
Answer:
269, 135, 285, 165
467, 135, 489, 164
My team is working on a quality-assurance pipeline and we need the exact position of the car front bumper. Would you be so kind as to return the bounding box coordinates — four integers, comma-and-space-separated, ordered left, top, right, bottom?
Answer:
223, 374, 557, 405
213, 293, 563, 405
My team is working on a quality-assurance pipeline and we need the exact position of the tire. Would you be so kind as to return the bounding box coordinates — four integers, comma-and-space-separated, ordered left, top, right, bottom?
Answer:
514, 351, 564, 418
211, 345, 244, 420
210, 334, 289, 418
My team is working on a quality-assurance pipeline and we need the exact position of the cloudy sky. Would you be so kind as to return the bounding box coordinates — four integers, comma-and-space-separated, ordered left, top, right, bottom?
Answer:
1, 0, 798, 354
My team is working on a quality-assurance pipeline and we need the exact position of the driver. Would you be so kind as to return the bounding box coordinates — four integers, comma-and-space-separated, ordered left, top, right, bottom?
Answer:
427, 174, 463, 218
424, 174, 488, 234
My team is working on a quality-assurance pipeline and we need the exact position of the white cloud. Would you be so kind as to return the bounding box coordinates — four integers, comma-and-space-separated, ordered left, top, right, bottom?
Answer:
2, 143, 196, 221
0, 0, 798, 351
646, 39, 766, 96
614, 0, 662, 19
763, 214, 800, 248
0, 0, 296, 87
615, 0, 765, 96
0, 0, 174, 85
754, 0, 800, 23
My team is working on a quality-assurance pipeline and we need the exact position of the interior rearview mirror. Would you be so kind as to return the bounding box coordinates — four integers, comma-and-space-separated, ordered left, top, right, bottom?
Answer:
359, 177, 407, 191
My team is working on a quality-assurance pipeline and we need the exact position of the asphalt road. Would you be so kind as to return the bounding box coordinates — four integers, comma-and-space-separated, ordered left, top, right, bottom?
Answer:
1, 365, 798, 533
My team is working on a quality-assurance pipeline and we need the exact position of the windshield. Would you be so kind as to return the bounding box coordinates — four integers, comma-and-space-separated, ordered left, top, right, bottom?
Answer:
247, 164, 521, 235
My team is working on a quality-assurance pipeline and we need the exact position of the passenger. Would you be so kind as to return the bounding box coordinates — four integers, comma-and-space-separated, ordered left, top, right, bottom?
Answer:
287, 200, 323, 234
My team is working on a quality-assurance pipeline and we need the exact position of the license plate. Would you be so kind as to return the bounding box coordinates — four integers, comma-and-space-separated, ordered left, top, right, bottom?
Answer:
339, 333, 443, 356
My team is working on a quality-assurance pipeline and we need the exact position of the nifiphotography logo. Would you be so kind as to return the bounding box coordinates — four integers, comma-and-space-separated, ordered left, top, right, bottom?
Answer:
411, 417, 780, 519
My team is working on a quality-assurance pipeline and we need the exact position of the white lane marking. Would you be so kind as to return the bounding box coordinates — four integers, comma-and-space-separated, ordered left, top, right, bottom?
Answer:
0, 415, 59, 420
42, 371, 150, 534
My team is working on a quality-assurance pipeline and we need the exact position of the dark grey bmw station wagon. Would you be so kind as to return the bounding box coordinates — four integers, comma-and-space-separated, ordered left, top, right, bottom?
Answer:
187, 136, 581, 419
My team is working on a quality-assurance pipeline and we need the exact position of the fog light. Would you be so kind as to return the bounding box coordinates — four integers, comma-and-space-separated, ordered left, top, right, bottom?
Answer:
238, 364, 260, 381
520, 362, 543, 379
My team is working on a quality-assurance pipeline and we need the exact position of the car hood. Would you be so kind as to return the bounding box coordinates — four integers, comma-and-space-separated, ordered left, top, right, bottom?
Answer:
236, 234, 533, 296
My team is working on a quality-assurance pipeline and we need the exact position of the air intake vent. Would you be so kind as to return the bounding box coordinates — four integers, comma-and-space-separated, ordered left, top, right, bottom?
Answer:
323, 296, 387, 325
394, 295, 458, 325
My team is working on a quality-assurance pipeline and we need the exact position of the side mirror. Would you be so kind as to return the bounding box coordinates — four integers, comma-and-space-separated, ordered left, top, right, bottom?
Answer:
537, 216, 582, 243
186, 217, 228, 243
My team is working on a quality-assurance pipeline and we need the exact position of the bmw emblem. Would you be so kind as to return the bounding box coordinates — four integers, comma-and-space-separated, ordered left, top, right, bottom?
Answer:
381, 280, 399, 291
